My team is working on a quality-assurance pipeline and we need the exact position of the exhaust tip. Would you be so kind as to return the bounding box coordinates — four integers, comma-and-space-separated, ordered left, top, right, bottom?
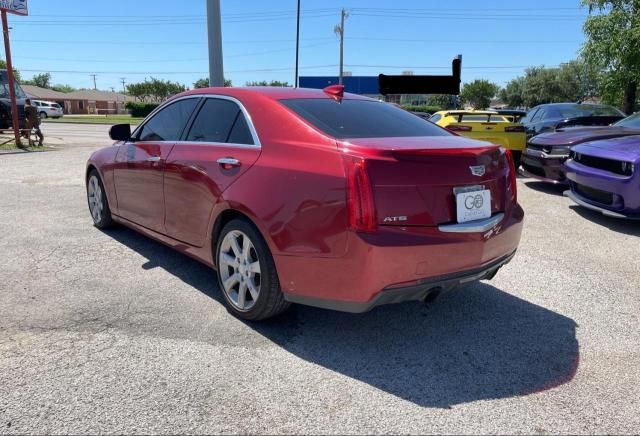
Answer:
423, 287, 442, 304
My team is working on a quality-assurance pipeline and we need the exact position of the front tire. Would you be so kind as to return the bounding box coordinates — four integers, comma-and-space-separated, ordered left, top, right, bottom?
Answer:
216, 219, 290, 321
86, 170, 114, 229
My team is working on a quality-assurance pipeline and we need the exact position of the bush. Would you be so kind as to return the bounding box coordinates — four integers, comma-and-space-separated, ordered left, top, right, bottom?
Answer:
125, 102, 159, 118
401, 105, 442, 114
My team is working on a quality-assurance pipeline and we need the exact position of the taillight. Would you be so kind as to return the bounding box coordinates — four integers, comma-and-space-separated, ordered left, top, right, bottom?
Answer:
504, 149, 518, 203
446, 125, 472, 132
504, 125, 525, 132
343, 155, 377, 232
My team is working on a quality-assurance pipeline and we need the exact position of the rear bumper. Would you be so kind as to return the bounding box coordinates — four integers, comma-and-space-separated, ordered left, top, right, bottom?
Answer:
277, 204, 524, 312
565, 159, 640, 218
285, 251, 516, 312
520, 148, 569, 183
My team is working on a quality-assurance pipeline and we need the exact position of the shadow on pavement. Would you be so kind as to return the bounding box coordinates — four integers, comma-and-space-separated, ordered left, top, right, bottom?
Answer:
523, 181, 568, 196
569, 205, 640, 236
104, 226, 580, 409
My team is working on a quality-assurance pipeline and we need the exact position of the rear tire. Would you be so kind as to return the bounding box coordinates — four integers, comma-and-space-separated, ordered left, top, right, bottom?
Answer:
86, 170, 114, 229
512, 151, 522, 169
216, 218, 290, 321
39, 111, 48, 119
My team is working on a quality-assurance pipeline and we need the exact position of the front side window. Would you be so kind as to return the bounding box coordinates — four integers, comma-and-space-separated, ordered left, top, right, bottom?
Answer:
186, 98, 254, 145
137, 98, 199, 142
280, 98, 449, 139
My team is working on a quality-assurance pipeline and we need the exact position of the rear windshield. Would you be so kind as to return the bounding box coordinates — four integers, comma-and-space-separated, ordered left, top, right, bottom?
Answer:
280, 98, 449, 139
555, 104, 624, 119
614, 112, 640, 128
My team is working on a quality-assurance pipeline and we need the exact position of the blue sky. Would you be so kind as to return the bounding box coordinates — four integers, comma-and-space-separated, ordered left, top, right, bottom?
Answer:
4, 0, 589, 91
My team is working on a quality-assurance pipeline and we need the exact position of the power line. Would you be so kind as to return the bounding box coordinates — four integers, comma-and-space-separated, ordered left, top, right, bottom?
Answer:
10, 37, 334, 46
12, 41, 335, 64
17, 65, 340, 75
10, 13, 339, 27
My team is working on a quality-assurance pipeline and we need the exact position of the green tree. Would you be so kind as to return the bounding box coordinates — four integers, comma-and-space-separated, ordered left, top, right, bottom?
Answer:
245, 80, 291, 87
500, 60, 601, 108
424, 94, 456, 109
22, 73, 52, 88
126, 77, 187, 102
581, 0, 640, 113
459, 79, 499, 109
193, 77, 232, 88
499, 77, 525, 107
51, 84, 76, 93
0, 59, 21, 82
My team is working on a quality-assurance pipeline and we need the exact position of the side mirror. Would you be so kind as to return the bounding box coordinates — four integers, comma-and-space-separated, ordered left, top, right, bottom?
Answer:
109, 124, 132, 141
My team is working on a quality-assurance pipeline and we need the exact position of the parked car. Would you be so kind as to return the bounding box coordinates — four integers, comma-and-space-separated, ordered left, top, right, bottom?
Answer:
521, 112, 640, 184
521, 103, 625, 138
86, 86, 523, 320
0, 69, 27, 129
32, 99, 64, 119
565, 135, 640, 219
430, 110, 526, 167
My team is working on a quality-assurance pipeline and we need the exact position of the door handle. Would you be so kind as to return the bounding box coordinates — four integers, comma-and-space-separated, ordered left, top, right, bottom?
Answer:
217, 157, 241, 169
146, 156, 161, 163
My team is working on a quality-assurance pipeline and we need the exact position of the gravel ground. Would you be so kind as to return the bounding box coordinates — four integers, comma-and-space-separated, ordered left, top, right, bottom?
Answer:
0, 124, 639, 434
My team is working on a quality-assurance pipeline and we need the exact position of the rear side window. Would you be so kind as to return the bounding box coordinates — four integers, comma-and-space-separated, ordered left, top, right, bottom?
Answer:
138, 98, 199, 142
614, 112, 640, 128
281, 99, 449, 139
429, 113, 442, 123
186, 98, 254, 145
531, 109, 546, 122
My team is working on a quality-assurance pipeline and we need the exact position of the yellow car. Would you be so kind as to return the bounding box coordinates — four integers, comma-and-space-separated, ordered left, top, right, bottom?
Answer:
430, 110, 526, 166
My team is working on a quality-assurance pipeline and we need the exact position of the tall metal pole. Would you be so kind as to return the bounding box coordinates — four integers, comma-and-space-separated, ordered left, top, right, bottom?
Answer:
294, 0, 300, 87
1, 11, 21, 147
207, 0, 224, 87
90, 74, 97, 90
335, 9, 347, 85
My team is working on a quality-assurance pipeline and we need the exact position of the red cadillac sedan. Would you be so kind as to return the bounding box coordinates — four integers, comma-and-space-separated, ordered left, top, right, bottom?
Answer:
86, 86, 523, 320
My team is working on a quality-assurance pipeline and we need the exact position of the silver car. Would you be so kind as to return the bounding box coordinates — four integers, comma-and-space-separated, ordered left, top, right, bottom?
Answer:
32, 99, 63, 119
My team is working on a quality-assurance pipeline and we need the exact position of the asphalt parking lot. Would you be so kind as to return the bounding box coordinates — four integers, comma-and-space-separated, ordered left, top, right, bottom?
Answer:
1, 123, 639, 434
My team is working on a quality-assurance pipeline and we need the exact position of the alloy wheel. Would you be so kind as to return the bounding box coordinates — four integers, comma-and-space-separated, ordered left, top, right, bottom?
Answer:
218, 230, 262, 311
87, 175, 104, 223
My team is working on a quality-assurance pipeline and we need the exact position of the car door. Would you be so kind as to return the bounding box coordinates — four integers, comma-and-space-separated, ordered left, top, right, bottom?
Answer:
113, 97, 200, 233
163, 96, 261, 247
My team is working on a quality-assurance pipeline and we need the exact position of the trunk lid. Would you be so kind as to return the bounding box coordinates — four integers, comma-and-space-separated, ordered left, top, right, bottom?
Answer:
339, 136, 510, 226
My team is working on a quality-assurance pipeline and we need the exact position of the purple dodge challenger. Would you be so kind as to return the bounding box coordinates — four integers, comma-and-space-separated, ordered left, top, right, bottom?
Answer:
521, 112, 640, 184
565, 135, 640, 219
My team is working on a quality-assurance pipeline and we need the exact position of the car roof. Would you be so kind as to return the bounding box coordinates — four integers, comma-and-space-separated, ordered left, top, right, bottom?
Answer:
179, 86, 372, 102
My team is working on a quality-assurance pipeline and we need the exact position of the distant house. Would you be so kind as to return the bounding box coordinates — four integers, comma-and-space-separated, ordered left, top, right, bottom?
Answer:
22, 85, 133, 115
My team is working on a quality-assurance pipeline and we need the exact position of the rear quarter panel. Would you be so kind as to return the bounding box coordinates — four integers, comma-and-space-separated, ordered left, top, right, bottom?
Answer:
216, 96, 349, 259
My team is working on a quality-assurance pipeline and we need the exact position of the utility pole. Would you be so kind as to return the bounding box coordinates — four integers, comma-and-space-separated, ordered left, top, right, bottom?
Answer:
90, 74, 97, 90
206, 0, 224, 87
334, 8, 348, 85
120, 77, 126, 94
294, 0, 301, 87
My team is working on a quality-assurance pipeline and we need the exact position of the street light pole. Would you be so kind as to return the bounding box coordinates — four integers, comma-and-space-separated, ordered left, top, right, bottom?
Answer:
207, 0, 224, 87
294, 0, 300, 87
